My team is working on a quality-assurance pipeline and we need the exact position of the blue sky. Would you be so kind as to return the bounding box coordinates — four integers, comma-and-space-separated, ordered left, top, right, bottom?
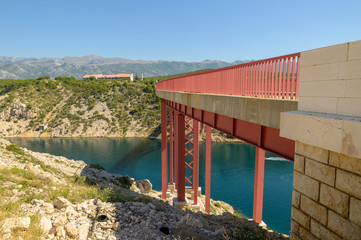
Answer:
1, 0, 361, 62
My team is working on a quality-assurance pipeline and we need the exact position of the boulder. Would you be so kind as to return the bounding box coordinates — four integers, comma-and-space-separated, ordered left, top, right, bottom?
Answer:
52, 213, 67, 227
177, 213, 203, 228
65, 222, 78, 238
78, 222, 90, 240
56, 226, 66, 238
0, 217, 31, 233
54, 196, 71, 209
39, 216, 52, 233
135, 179, 152, 193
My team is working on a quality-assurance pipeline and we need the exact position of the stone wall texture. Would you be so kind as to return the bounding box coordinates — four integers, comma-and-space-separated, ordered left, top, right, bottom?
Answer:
290, 142, 361, 240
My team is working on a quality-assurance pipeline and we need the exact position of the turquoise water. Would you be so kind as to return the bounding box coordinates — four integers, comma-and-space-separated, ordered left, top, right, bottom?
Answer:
9, 138, 293, 234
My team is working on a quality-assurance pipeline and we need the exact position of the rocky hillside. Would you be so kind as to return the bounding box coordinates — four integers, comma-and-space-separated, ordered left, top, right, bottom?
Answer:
0, 55, 249, 79
0, 138, 288, 239
0, 78, 160, 138
0, 77, 241, 142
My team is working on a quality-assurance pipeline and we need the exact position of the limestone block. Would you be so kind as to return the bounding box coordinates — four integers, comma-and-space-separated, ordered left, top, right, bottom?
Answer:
299, 226, 318, 240
336, 169, 361, 199
292, 207, 310, 229
294, 155, 305, 173
345, 79, 361, 98
329, 151, 361, 176
300, 43, 348, 67
280, 112, 304, 142
299, 63, 340, 82
328, 210, 361, 240
290, 232, 302, 240
39, 217, 52, 234
304, 116, 342, 154
298, 96, 338, 114
342, 118, 361, 159
310, 219, 340, 240
349, 40, 361, 61
299, 80, 345, 97
293, 171, 320, 201
337, 98, 361, 118
295, 142, 329, 164
350, 197, 361, 227
320, 183, 349, 217
292, 190, 301, 208
305, 159, 336, 186
339, 59, 361, 80
300, 195, 327, 225
291, 219, 300, 236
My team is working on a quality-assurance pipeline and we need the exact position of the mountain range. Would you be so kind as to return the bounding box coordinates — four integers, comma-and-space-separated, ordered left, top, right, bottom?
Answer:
0, 55, 250, 79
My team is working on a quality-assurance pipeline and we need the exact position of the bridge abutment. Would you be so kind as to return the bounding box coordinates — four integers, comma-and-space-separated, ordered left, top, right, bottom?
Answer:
281, 40, 361, 240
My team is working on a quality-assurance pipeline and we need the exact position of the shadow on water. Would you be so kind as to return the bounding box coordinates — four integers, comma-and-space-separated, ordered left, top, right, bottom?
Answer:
111, 138, 160, 171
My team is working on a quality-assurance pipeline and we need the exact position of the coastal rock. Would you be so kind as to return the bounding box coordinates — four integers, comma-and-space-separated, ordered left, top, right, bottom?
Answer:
54, 196, 71, 209
52, 213, 67, 227
178, 213, 203, 228
135, 179, 152, 193
56, 226, 66, 238
0, 217, 31, 233
78, 222, 90, 240
39, 216, 52, 233
65, 222, 78, 238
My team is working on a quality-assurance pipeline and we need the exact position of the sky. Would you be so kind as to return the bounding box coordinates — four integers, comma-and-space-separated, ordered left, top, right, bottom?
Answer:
1, 0, 361, 62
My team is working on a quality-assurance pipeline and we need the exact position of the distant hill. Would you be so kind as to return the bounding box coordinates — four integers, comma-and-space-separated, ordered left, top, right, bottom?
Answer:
0, 55, 250, 79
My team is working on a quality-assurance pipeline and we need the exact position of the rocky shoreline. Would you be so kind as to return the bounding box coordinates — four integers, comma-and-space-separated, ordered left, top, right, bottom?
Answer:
0, 138, 288, 239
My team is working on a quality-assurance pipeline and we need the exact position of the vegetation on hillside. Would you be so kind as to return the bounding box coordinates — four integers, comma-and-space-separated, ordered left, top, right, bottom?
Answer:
0, 76, 161, 137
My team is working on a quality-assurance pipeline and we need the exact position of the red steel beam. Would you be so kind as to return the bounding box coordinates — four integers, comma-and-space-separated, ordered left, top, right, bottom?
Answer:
253, 146, 265, 223
164, 100, 294, 161
205, 125, 212, 214
161, 101, 167, 199
177, 113, 186, 202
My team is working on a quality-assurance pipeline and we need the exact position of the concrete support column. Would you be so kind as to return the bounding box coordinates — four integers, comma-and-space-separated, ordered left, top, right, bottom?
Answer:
193, 119, 199, 205
253, 146, 265, 223
161, 101, 168, 199
176, 113, 185, 202
205, 125, 212, 214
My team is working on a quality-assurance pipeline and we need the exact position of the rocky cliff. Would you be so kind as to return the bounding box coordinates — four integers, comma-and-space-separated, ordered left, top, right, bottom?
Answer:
0, 138, 288, 239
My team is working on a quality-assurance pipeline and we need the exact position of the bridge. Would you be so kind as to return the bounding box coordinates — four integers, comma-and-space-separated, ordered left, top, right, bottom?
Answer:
156, 40, 361, 239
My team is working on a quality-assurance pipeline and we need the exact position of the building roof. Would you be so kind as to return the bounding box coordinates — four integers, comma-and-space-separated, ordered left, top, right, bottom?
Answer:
83, 74, 133, 79
83, 74, 101, 78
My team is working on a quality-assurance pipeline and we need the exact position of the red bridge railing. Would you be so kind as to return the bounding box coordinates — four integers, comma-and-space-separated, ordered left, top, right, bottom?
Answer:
156, 52, 300, 99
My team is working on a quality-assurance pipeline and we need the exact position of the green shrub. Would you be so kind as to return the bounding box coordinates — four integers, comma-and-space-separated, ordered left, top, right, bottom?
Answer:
88, 163, 105, 171
6, 144, 24, 155
37, 76, 50, 80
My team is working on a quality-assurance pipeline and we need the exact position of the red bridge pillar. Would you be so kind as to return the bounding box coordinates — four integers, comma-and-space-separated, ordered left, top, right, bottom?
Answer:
174, 110, 179, 189
177, 113, 186, 202
205, 125, 212, 214
161, 101, 168, 199
253, 146, 265, 223
193, 119, 199, 206
169, 109, 174, 185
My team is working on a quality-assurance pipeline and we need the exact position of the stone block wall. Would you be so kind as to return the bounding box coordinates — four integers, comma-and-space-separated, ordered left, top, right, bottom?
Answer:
298, 40, 361, 117
290, 142, 361, 240
280, 40, 361, 239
